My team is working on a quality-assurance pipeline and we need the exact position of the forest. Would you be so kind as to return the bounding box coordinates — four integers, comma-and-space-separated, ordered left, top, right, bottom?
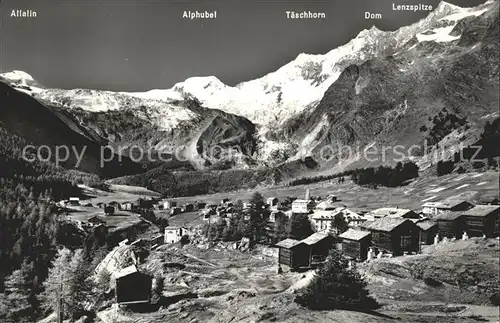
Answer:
0, 123, 108, 321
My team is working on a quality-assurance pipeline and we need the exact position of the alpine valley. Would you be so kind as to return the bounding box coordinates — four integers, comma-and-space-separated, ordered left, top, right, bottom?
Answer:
1, 0, 499, 196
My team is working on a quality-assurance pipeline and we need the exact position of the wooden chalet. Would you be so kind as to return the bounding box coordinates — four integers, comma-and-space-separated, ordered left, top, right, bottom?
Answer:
104, 205, 115, 215
120, 202, 135, 211
301, 232, 334, 266
338, 229, 371, 261
462, 205, 500, 237
416, 219, 438, 245
362, 218, 419, 256
435, 211, 464, 239
366, 207, 420, 221
276, 239, 309, 270
114, 265, 152, 305
196, 202, 207, 209
87, 215, 106, 225
422, 199, 473, 216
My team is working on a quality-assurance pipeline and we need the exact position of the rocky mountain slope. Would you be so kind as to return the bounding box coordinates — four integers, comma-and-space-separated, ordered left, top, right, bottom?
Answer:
1, 0, 498, 178
277, 0, 499, 173
0, 81, 143, 177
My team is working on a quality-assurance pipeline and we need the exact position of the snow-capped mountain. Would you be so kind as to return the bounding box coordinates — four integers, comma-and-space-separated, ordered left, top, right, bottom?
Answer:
0, 1, 493, 130
120, 1, 495, 127
0, 0, 497, 174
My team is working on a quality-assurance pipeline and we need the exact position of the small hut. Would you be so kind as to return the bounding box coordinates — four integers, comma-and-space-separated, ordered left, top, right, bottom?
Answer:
114, 265, 152, 305
339, 229, 371, 261
435, 212, 464, 239
301, 232, 334, 266
276, 238, 309, 270
416, 220, 438, 245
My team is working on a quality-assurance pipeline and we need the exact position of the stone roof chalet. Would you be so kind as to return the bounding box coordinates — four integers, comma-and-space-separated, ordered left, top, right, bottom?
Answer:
363, 217, 410, 232
275, 238, 302, 249
369, 207, 418, 219
301, 232, 330, 245
338, 229, 371, 241
462, 205, 500, 218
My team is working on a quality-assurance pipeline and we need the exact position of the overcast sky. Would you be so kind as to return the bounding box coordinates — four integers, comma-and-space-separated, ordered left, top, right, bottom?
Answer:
0, 0, 485, 91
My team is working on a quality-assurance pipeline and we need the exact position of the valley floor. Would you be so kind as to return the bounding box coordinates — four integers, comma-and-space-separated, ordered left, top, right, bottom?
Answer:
165, 170, 499, 227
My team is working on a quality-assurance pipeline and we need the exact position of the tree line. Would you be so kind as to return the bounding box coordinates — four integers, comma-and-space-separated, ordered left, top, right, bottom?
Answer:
350, 161, 419, 187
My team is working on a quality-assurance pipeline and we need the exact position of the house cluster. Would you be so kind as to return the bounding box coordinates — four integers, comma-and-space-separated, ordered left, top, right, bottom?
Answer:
162, 200, 207, 217
200, 199, 237, 222
273, 190, 499, 267
338, 198, 499, 262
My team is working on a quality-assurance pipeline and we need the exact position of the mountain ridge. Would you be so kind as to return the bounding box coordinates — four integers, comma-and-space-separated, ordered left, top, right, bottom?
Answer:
0, 0, 498, 178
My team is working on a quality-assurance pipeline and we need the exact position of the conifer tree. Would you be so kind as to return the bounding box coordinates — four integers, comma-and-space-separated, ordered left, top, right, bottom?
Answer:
295, 250, 378, 311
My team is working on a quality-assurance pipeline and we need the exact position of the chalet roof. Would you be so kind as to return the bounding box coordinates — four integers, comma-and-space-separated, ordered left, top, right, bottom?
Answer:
311, 207, 364, 221
114, 265, 138, 279
275, 238, 302, 249
315, 200, 337, 210
87, 215, 105, 223
363, 217, 409, 232
369, 207, 415, 218
416, 220, 437, 231
301, 232, 330, 245
462, 205, 500, 218
165, 226, 181, 231
292, 199, 314, 205
424, 199, 471, 209
338, 229, 371, 241
434, 211, 464, 221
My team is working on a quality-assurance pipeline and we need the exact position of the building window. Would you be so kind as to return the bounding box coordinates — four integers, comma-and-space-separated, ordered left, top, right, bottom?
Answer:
400, 236, 412, 250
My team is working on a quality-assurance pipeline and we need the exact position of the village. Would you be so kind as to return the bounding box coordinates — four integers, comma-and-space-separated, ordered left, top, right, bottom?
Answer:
52, 178, 500, 314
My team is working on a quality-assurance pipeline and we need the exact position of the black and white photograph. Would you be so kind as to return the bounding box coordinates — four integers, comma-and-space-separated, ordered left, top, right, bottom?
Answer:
0, 0, 499, 322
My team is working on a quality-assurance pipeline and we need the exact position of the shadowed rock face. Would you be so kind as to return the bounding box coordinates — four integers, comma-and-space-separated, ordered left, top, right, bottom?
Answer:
0, 82, 144, 177
278, 1, 499, 171
0, 79, 258, 173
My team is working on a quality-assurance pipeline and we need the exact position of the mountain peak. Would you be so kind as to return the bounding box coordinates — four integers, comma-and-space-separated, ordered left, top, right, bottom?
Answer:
1, 70, 35, 82
436, 1, 462, 11
0, 70, 42, 89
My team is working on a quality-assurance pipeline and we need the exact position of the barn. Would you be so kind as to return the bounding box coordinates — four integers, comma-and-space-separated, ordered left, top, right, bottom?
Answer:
276, 238, 309, 270
435, 211, 464, 239
363, 217, 419, 256
301, 232, 334, 266
114, 265, 152, 305
462, 205, 500, 237
416, 220, 438, 245
338, 229, 371, 261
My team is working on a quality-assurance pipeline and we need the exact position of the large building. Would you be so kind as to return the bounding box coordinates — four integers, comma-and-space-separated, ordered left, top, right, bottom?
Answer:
291, 199, 315, 214
311, 207, 365, 232
164, 226, 187, 244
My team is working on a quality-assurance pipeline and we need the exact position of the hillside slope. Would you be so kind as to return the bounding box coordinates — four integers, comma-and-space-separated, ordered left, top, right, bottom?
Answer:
0, 82, 143, 177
